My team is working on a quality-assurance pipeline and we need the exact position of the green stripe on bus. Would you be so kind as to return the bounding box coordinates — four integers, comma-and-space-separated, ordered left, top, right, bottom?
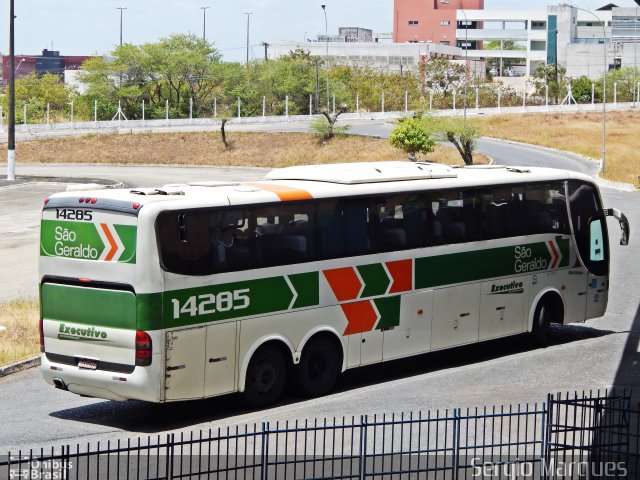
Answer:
357, 263, 390, 298
415, 240, 570, 289
374, 296, 401, 330
289, 272, 320, 309
41, 284, 136, 330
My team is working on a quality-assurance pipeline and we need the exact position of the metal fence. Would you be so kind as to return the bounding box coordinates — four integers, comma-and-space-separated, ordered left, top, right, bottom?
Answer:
1, 389, 637, 479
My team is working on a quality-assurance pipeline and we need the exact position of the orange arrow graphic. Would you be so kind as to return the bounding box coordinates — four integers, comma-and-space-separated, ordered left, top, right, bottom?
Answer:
101, 224, 118, 261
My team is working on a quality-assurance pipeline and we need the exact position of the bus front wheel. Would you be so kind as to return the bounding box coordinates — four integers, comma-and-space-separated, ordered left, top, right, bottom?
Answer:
243, 345, 287, 407
295, 336, 341, 397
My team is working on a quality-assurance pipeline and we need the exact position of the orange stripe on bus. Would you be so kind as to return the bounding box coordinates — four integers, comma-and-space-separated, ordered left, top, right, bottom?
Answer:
248, 183, 313, 201
100, 224, 118, 261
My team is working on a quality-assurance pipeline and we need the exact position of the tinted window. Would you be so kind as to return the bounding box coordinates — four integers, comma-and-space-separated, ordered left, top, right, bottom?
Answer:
376, 193, 431, 251
255, 203, 316, 267
318, 199, 375, 259
157, 209, 251, 276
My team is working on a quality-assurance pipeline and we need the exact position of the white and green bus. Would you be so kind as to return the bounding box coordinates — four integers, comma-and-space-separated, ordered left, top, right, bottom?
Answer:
39, 162, 629, 406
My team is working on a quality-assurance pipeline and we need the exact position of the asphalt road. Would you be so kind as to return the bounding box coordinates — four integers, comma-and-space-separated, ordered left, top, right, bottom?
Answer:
0, 121, 637, 453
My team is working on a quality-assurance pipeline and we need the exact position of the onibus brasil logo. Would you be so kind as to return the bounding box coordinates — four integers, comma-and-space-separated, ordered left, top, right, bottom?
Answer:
40, 221, 136, 263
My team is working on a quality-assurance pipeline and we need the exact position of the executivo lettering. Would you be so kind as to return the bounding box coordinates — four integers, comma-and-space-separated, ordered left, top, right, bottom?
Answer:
58, 323, 110, 342
490, 280, 524, 295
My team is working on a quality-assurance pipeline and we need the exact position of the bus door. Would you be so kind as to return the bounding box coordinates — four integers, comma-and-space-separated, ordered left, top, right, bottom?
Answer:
568, 181, 610, 320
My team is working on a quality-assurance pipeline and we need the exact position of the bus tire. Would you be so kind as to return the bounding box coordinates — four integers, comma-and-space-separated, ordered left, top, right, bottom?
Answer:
294, 336, 340, 397
243, 345, 287, 407
531, 299, 552, 347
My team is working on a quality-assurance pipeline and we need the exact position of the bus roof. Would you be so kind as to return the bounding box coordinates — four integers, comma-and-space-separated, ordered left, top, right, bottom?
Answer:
45, 162, 595, 211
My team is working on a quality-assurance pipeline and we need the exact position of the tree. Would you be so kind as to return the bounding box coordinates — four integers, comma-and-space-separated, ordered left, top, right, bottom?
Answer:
78, 34, 222, 119
533, 63, 568, 104
310, 106, 349, 140
422, 116, 478, 165
1, 73, 75, 123
422, 57, 465, 97
389, 118, 434, 161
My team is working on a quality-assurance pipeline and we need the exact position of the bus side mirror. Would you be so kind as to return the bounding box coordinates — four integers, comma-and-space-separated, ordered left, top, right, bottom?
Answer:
605, 208, 629, 246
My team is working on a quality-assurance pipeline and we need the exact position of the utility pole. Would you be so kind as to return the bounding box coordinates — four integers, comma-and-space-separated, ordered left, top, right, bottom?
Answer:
200, 6, 209, 42
244, 12, 252, 64
116, 7, 127, 46
7, 0, 16, 180
321, 4, 330, 110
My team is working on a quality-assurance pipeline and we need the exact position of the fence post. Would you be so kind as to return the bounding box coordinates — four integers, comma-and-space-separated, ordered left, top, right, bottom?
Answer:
46, 103, 50, 126
614, 81, 617, 106
285, 95, 289, 119
0, 106, 3, 128
453, 91, 456, 112
309, 94, 313, 117
404, 90, 408, 113
70, 101, 74, 127
142, 100, 145, 122
263, 96, 266, 118
214, 97, 217, 118
359, 415, 368, 480
237, 97, 241, 118
498, 90, 501, 111
23, 105, 27, 127
94, 100, 98, 124
165, 433, 175, 480
381, 91, 385, 113
543, 394, 553, 480
522, 86, 526, 109
189, 97, 193, 122
356, 92, 359, 114
332, 93, 336, 115
546, 85, 549, 110
429, 90, 433, 111
261, 422, 269, 480
453, 408, 461, 480
475, 87, 479, 111
165, 99, 169, 120
592, 83, 595, 106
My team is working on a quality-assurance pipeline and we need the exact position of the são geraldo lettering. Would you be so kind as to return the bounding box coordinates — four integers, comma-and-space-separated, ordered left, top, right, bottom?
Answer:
54, 226, 99, 260
514, 245, 548, 273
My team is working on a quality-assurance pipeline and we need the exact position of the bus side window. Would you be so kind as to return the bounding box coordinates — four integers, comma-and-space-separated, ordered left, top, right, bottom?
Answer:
343, 200, 374, 255
318, 200, 344, 259
210, 209, 252, 272
157, 211, 214, 276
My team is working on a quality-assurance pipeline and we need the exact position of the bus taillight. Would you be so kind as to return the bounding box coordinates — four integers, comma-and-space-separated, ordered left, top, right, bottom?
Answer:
39, 318, 44, 353
135, 331, 152, 366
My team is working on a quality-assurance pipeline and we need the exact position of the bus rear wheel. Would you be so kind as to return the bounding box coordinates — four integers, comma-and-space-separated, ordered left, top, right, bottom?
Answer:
531, 300, 552, 347
295, 336, 340, 397
243, 345, 287, 407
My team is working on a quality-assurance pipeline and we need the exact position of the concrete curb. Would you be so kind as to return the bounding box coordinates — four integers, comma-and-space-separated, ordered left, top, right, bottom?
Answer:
481, 136, 637, 192
0, 356, 40, 378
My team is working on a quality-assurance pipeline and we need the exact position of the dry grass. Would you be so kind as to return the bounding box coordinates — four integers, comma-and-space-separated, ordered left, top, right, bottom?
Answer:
471, 111, 640, 187
1, 131, 488, 168
0, 299, 40, 366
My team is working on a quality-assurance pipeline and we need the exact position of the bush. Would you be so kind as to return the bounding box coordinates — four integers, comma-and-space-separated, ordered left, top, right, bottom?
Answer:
389, 118, 434, 161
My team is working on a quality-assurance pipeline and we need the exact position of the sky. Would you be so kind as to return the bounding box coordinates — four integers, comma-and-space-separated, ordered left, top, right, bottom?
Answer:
0, 0, 637, 63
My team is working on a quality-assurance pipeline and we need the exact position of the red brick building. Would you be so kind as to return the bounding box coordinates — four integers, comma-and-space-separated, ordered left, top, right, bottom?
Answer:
393, 0, 484, 47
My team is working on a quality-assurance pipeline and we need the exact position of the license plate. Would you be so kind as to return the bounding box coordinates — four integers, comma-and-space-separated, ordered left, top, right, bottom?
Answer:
77, 359, 98, 370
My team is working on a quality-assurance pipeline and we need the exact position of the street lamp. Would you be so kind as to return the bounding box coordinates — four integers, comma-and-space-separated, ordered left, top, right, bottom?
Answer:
200, 6, 210, 42
321, 5, 330, 111
458, 6, 469, 121
244, 12, 252, 64
116, 7, 127, 46
7, 0, 16, 180
562, 4, 607, 173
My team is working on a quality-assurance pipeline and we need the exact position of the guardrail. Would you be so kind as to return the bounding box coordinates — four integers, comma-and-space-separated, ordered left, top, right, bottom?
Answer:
1, 389, 637, 479
0, 101, 637, 138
